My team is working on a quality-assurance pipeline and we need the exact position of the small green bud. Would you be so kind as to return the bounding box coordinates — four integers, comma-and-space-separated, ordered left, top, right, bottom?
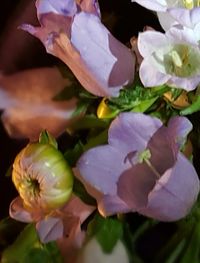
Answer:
12, 142, 73, 214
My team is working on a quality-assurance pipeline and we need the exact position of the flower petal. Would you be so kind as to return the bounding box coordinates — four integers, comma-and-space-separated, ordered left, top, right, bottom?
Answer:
77, 145, 129, 195
36, 217, 64, 243
117, 163, 157, 209
132, 0, 167, 12
138, 31, 168, 57
168, 75, 200, 91
167, 116, 193, 148
168, 7, 200, 29
139, 57, 171, 87
22, 2, 135, 97
0, 67, 78, 140
108, 112, 163, 155
140, 153, 200, 221
9, 196, 33, 223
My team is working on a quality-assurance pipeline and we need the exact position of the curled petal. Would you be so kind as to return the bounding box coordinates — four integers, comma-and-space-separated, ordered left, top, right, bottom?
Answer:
9, 197, 33, 223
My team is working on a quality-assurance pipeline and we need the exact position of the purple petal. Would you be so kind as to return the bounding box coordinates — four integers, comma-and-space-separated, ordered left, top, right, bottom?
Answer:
117, 163, 157, 209
98, 195, 131, 216
36, 0, 77, 17
70, 12, 135, 96
168, 7, 200, 29
77, 145, 129, 195
9, 197, 33, 223
140, 153, 200, 221
168, 75, 200, 91
36, 217, 64, 243
147, 125, 177, 175
108, 112, 163, 155
167, 116, 193, 148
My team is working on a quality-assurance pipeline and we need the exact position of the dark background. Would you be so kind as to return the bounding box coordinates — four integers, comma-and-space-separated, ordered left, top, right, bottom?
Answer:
0, 0, 161, 219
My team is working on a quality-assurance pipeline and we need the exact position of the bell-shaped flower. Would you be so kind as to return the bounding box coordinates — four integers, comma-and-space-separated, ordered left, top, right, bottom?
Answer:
77, 112, 200, 221
138, 26, 200, 91
21, 0, 135, 97
132, 0, 200, 31
0, 67, 78, 140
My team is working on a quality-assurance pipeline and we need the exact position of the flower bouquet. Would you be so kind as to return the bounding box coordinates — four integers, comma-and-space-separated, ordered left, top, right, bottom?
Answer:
1, 0, 200, 262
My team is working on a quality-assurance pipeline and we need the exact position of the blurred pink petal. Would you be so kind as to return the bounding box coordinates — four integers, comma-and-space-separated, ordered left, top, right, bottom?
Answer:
0, 67, 78, 140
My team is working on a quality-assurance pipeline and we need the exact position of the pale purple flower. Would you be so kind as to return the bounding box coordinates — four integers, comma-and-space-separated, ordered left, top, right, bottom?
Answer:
77, 112, 199, 221
132, 0, 200, 31
138, 26, 200, 90
0, 67, 78, 140
21, 0, 135, 97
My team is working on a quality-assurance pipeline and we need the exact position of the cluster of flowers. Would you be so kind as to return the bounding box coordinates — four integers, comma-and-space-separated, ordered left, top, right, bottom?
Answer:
2, 0, 200, 262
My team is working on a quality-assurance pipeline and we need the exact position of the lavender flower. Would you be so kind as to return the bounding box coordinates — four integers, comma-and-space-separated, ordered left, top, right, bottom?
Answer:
138, 26, 200, 90
77, 112, 199, 221
132, 0, 200, 31
21, 0, 135, 97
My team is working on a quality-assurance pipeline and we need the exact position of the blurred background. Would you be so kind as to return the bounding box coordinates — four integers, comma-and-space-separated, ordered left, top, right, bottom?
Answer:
0, 0, 161, 219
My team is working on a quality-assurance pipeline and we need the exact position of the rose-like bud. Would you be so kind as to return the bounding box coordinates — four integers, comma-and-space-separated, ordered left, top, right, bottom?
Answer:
12, 142, 73, 214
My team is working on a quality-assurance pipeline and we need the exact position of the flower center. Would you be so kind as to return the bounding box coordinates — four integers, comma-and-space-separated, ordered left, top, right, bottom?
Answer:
163, 44, 200, 77
182, 0, 200, 9
125, 149, 161, 179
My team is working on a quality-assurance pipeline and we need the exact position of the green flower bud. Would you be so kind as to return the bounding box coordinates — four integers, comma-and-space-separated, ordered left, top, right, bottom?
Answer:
12, 143, 73, 214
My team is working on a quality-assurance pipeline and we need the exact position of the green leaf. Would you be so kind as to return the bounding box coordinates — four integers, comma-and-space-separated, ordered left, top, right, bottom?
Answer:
39, 130, 58, 149
44, 242, 63, 263
22, 248, 52, 263
64, 141, 84, 166
53, 84, 79, 101
73, 177, 96, 206
1, 224, 40, 263
0, 218, 25, 248
87, 214, 123, 253
180, 95, 200, 115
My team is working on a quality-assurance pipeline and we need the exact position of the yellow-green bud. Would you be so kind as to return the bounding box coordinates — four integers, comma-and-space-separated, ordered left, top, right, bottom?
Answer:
12, 143, 73, 214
